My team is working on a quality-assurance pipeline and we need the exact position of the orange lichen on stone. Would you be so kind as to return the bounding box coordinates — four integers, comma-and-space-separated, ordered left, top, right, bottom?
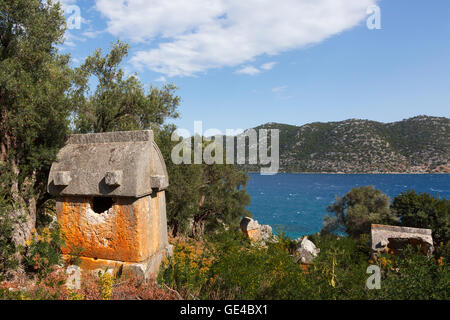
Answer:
58, 195, 161, 263
246, 229, 262, 242
48, 130, 171, 279
150, 193, 161, 254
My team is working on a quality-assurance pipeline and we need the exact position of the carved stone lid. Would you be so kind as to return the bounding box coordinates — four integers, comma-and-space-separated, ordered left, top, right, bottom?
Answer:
47, 130, 168, 198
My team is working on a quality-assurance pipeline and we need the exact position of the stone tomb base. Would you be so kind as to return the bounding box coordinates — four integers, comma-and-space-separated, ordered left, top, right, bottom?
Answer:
57, 192, 171, 280
62, 245, 171, 279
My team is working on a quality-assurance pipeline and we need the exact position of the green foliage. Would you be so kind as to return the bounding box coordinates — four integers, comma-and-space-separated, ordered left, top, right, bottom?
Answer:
160, 230, 449, 300
69, 43, 251, 238
323, 186, 397, 237
391, 190, 449, 244
0, 0, 73, 187
435, 242, 450, 264
73, 40, 179, 133
97, 270, 115, 300
369, 246, 449, 300
0, 199, 21, 278
24, 226, 64, 277
158, 239, 213, 298
276, 231, 298, 254
160, 231, 370, 300
156, 125, 251, 237
65, 244, 84, 266
0, 0, 74, 246
204, 231, 304, 299
302, 234, 372, 299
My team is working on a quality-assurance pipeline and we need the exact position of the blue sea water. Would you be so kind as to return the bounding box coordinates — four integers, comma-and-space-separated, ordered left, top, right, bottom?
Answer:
246, 173, 450, 239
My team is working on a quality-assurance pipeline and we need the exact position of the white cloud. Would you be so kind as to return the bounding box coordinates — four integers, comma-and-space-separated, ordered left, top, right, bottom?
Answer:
155, 76, 167, 83
260, 62, 277, 71
235, 66, 260, 76
95, 0, 378, 77
82, 30, 104, 39
235, 61, 277, 75
272, 86, 288, 93
63, 31, 85, 47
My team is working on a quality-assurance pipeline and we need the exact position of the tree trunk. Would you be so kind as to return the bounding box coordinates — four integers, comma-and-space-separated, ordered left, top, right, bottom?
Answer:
10, 163, 37, 247
0, 116, 37, 247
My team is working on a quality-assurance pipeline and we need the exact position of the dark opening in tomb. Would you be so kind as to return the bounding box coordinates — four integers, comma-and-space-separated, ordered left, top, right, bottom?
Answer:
92, 197, 114, 213
387, 237, 431, 255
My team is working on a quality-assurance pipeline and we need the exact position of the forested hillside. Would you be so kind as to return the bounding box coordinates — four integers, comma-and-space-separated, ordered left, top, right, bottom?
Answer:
239, 116, 449, 173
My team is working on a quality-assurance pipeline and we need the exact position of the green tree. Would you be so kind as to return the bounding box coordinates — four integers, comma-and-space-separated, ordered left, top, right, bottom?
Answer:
391, 190, 449, 245
73, 41, 179, 133
74, 44, 251, 238
156, 126, 250, 238
195, 156, 250, 237
0, 0, 73, 247
0, 198, 21, 278
322, 186, 397, 237
155, 125, 204, 236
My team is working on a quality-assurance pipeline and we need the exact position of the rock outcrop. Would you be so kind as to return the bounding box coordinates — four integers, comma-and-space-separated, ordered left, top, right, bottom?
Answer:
240, 217, 274, 243
294, 237, 320, 264
65, 265, 81, 290
371, 224, 434, 256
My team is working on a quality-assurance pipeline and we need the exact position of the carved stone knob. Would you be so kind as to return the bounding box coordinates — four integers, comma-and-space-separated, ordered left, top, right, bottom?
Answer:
54, 171, 72, 186
105, 170, 123, 187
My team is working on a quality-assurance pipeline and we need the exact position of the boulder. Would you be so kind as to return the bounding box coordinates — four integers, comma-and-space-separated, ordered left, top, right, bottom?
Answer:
371, 224, 434, 255
65, 265, 81, 290
294, 248, 315, 264
240, 217, 273, 243
294, 236, 320, 264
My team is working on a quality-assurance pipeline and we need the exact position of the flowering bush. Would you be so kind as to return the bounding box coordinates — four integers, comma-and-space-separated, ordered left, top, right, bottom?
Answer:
158, 238, 213, 299
24, 226, 64, 277
98, 270, 115, 300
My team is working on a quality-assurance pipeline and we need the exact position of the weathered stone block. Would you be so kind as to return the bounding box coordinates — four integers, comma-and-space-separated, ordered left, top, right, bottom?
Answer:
240, 217, 273, 243
48, 130, 171, 279
47, 130, 168, 197
57, 193, 168, 263
65, 265, 81, 290
294, 237, 320, 265
371, 224, 434, 255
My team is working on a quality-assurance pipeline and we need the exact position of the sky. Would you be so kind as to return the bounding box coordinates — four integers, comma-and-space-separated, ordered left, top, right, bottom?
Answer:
59, 0, 450, 133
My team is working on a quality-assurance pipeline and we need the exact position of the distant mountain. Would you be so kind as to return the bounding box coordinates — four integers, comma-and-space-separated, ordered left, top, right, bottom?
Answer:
238, 116, 450, 173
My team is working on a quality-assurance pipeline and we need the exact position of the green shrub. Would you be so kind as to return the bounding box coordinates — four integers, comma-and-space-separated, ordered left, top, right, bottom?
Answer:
276, 231, 298, 255
369, 245, 449, 300
302, 234, 372, 300
391, 190, 449, 244
435, 241, 450, 264
0, 200, 22, 279
323, 186, 397, 237
158, 238, 213, 299
204, 231, 305, 299
159, 229, 449, 300
24, 226, 64, 278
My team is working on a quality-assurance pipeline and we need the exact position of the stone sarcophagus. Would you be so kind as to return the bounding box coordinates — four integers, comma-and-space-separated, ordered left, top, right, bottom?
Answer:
371, 224, 434, 256
47, 130, 170, 278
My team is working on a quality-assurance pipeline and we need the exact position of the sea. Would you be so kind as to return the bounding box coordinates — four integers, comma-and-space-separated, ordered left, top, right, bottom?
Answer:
246, 173, 450, 239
